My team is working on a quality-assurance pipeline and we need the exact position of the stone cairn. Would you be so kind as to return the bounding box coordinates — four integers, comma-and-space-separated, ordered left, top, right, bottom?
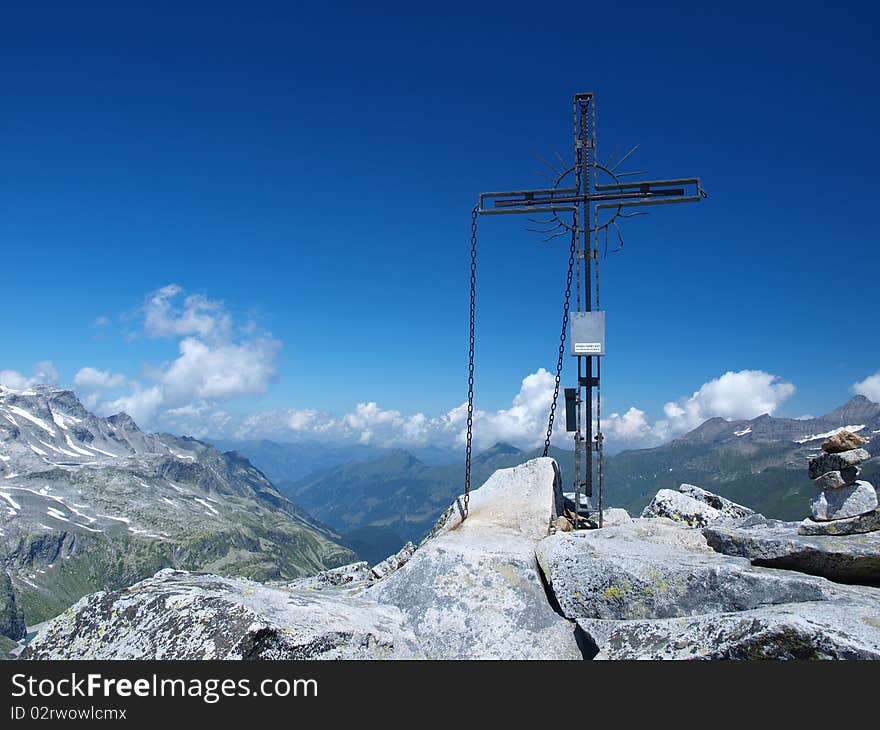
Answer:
799, 430, 879, 536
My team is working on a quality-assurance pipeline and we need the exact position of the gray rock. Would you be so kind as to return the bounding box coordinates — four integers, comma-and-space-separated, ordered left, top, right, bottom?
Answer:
810, 481, 878, 521
370, 542, 416, 580
641, 490, 722, 527
368, 458, 583, 660
812, 467, 860, 490
601, 508, 632, 527
578, 597, 880, 659
678, 483, 757, 522
21, 569, 424, 660
536, 521, 833, 622
280, 561, 373, 590
0, 570, 26, 640
798, 509, 880, 536
704, 521, 880, 584
640, 484, 754, 527
808, 448, 870, 479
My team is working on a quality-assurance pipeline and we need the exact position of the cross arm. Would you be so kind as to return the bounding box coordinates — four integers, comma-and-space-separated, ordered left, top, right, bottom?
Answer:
478, 177, 706, 215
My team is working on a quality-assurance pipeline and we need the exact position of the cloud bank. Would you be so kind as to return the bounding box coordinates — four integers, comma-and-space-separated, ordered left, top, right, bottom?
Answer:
10, 283, 878, 454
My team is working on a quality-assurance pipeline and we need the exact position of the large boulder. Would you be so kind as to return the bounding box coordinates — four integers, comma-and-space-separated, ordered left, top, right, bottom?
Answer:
704, 520, 880, 584
578, 596, 880, 660
810, 481, 878, 521
640, 484, 755, 527
22, 569, 423, 660
367, 458, 583, 659
536, 519, 833, 621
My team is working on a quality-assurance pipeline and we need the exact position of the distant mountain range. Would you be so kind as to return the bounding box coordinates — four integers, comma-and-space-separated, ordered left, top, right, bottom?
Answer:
0, 386, 354, 638
602, 394, 880, 517
228, 396, 880, 563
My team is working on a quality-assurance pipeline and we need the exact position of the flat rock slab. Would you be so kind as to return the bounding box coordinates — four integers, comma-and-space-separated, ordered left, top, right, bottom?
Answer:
799, 509, 880, 536
704, 521, 880, 584
537, 520, 833, 621
578, 597, 880, 659
21, 569, 423, 660
368, 458, 583, 659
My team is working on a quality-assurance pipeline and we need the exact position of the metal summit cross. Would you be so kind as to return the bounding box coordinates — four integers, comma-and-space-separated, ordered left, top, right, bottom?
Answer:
468, 91, 706, 528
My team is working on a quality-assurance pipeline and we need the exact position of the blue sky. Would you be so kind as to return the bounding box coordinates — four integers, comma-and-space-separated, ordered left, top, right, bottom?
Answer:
2, 2, 878, 450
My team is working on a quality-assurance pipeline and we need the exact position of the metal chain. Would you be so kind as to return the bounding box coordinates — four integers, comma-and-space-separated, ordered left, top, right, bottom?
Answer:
542, 218, 577, 458
463, 204, 478, 520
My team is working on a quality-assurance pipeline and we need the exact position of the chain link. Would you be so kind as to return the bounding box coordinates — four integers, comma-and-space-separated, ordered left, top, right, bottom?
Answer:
542, 219, 577, 458
463, 205, 478, 520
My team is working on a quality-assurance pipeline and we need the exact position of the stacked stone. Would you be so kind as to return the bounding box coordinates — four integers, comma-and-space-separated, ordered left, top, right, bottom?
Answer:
799, 430, 880, 536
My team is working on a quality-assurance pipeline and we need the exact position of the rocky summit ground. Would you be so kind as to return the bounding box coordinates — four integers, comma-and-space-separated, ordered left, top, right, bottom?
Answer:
0, 385, 354, 637
18, 456, 880, 660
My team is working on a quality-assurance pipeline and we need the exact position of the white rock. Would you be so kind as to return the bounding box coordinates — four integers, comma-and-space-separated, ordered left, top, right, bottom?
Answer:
23, 570, 423, 660
810, 481, 878, 521
601, 508, 632, 527
368, 458, 582, 659
641, 485, 755, 527
641, 489, 722, 527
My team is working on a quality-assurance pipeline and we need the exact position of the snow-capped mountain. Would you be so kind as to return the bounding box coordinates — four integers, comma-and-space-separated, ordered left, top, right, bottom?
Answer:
672, 395, 880, 447
0, 385, 354, 637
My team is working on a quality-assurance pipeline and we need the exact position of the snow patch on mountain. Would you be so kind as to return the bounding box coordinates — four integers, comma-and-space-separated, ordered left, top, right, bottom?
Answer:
794, 424, 866, 444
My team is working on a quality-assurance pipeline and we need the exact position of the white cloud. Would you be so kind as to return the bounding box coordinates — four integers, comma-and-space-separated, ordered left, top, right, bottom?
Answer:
604, 407, 653, 442
142, 284, 232, 341
0, 361, 59, 389
77, 285, 279, 430
92, 315, 110, 328
231, 369, 556, 450
102, 385, 164, 426
602, 369, 796, 448
658, 369, 795, 438
853, 371, 880, 402
180, 367, 796, 453
73, 367, 128, 409
159, 337, 280, 404
74, 367, 126, 390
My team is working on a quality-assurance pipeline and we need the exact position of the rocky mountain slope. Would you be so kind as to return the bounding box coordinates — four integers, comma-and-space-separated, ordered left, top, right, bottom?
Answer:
0, 385, 354, 635
604, 395, 880, 516
20, 461, 880, 660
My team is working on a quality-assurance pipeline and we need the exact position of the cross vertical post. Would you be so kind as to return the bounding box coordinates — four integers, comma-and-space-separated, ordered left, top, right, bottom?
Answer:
475, 91, 705, 528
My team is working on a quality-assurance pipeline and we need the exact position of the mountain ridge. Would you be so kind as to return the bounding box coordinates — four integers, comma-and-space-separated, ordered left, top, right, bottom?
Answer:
0, 385, 354, 634
260, 395, 880, 561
